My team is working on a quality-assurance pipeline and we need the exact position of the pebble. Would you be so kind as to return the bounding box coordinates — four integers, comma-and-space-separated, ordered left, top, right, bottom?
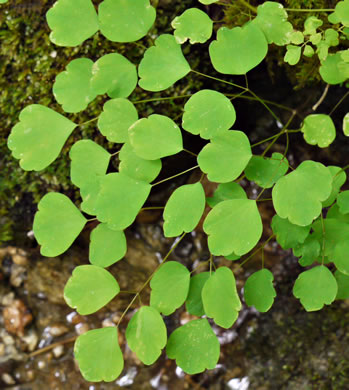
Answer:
10, 265, 27, 287
53, 345, 64, 358
0, 343, 5, 356
2, 292, 14, 306
2, 373, 15, 385
47, 323, 69, 337
22, 330, 38, 352
3, 299, 33, 336
75, 323, 89, 335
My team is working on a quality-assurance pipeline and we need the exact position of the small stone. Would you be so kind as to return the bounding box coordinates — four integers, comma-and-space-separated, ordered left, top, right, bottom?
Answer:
102, 318, 115, 328
2, 292, 14, 306
0, 343, 5, 356
3, 299, 33, 336
53, 345, 64, 358
12, 253, 28, 266
47, 324, 69, 337
10, 265, 27, 287
75, 323, 89, 335
37, 360, 46, 370
22, 330, 38, 352
66, 311, 83, 325
2, 373, 15, 385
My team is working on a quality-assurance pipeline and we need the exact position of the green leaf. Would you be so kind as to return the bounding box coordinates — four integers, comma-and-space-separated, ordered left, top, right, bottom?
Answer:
0, 1, 8, 3
303, 45, 315, 58
198, 0, 218, 3
91, 53, 138, 99
254, 1, 293, 46
70, 140, 110, 189
128, 114, 183, 160
206, 182, 247, 208
293, 265, 337, 311
224, 253, 240, 261
150, 261, 190, 315
203, 199, 262, 256
334, 270, 349, 299
328, 12, 341, 24
327, 203, 349, 223
98, 0, 156, 42
335, 0, 349, 27
343, 113, 349, 136
322, 166, 346, 207
202, 267, 241, 328
53, 58, 96, 113
271, 215, 311, 250
33, 193, 86, 257
119, 143, 162, 183
272, 161, 332, 226
337, 191, 349, 214
95, 173, 151, 230
89, 223, 127, 268
294, 235, 321, 267
182, 90, 236, 139
138, 34, 190, 91
8, 105, 76, 171
126, 306, 167, 365
319, 53, 349, 85
244, 269, 276, 312
244, 152, 289, 188
166, 319, 220, 374
163, 183, 206, 237
332, 240, 349, 275
75, 327, 123, 382
46, 0, 98, 46
172, 8, 213, 44
209, 23, 268, 75
316, 41, 329, 62
304, 16, 323, 35
64, 265, 120, 314
197, 130, 252, 183
80, 179, 102, 216
325, 28, 339, 46
185, 272, 210, 317
300, 114, 336, 148
309, 32, 322, 45
290, 31, 304, 45
284, 45, 301, 65
97, 98, 138, 143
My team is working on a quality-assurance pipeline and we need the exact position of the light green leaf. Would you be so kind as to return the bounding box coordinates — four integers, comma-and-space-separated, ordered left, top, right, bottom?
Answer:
150, 261, 190, 315
197, 130, 252, 183
322, 166, 346, 207
341, 49, 349, 62
254, 1, 293, 46
172, 8, 213, 44
290, 31, 304, 45
328, 12, 341, 24
294, 235, 321, 267
89, 223, 127, 268
300, 114, 336, 148
98, 0, 156, 42
343, 113, 349, 136
224, 253, 240, 261
75, 327, 123, 382
303, 45, 315, 57
293, 265, 337, 311
0, 1, 8, 3
337, 191, 349, 214
166, 319, 220, 374
185, 272, 210, 317
327, 203, 349, 223
319, 53, 349, 85
304, 16, 323, 35
284, 45, 301, 65
80, 179, 102, 216
138, 34, 190, 92
244, 269, 276, 312
96, 173, 151, 231
272, 161, 332, 226
126, 306, 167, 365
163, 183, 206, 237
64, 265, 120, 314
128, 114, 183, 160
70, 140, 110, 189
202, 267, 241, 328
33, 193, 86, 257
335, 0, 349, 27
332, 241, 349, 275
203, 199, 262, 256
53, 58, 97, 113
271, 215, 311, 250
119, 143, 162, 183
309, 32, 322, 45
46, 0, 98, 46
182, 90, 236, 139
91, 53, 138, 99
334, 270, 349, 299
244, 152, 289, 188
97, 98, 138, 143
317, 41, 329, 62
325, 28, 339, 46
206, 182, 247, 208
198, 0, 218, 3
8, 105, 76, 171
209, 23, 268, 75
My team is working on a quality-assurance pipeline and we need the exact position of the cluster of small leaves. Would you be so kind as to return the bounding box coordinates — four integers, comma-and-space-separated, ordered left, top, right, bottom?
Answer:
6, 0, 349, 384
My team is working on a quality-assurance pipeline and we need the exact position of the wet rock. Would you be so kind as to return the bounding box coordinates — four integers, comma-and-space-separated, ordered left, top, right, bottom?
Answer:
10, 264, 27, 287
46, 323, 69, 338
1, 372, 15, 385
52, 345, 64, 358
3, 299, 32, 337
21, 329, 38, 352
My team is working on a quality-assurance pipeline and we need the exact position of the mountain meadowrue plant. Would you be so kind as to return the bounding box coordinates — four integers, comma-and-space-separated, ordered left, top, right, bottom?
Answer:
6, 0, 349, 383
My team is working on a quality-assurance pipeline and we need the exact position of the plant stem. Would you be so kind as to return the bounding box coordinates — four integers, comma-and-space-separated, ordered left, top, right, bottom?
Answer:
79, 116, 99, 126
312, 84, 330, 111
183, 148, 198, 157
29, 336, 77, 358
191, 69, 246, 91
116, 233, 186, 327
140, 206, 164, 211
238, 0, 257, 14
329, 90, 349, 116
285, 8, 334, 12
239, 234, 275, 267
152, 165, 199, 187
133, 94, 193, 104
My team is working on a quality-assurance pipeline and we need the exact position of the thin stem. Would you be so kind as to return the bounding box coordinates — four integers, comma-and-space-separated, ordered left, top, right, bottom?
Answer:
255, 188, 267, 202
320, 212, 325, 265
29, 336, 77, 358
117, 233, 186, 327
190, 259, 210, 274
248, 89, 281, 122
225, 93, 295, 112
140, 206, 164, 211
79, 116, 99, 126
238, 0, 257, 14
152, 165, 199, 187
312, 84, 330, 111
110, 150, 120, 157
285, 8, 334, 12
183, 148, 198, 157
190, 69, 246, 91
251, 133, 282, 148
239, 234, 275, 268
87, 217, 97, 222
261, 247, 265, 269
209, 254, 213, 275
329, 90, 349, 116
257, 198, 272, 202
133, 94, 193, 105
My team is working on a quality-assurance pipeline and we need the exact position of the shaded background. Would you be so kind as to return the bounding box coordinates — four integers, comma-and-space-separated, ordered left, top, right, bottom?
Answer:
1, 0, 349, 389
